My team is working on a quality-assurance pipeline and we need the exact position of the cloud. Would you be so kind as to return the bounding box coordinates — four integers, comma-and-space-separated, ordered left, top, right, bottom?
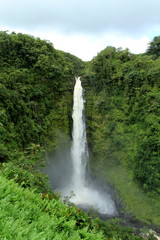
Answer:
22, 30, 150, 61
0, 0, 160, 36
0, 0, 159, 60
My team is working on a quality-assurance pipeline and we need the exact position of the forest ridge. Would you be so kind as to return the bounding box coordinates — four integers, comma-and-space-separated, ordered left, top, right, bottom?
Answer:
0, 30, 160, 196
0, 31, 160, 239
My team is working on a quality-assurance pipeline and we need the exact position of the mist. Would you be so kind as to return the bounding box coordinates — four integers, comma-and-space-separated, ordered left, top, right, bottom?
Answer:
42, 141, 73, 190
42, 78, 118, 216
42, 146, 119, 216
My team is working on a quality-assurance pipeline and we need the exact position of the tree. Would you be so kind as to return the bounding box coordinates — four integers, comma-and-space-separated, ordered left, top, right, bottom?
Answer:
147, 36, 160, 59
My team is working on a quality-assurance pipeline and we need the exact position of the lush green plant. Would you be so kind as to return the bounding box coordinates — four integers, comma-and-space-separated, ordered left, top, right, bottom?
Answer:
147, 36, 160, 59
94, 218, 155, 240
0, 31, 78, 195
0, 175, 106, 239
0, 31, 79, 158
1, 30, 160, 239
84, 46, 160, 195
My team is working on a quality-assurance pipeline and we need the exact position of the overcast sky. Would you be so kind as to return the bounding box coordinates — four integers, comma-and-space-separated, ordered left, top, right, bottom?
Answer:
0, 0, 160, 61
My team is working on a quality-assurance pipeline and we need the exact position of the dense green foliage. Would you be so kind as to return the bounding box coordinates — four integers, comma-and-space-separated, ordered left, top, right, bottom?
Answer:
147, 36, 160, 59
83, 40, 160, 194
0, 31, 84, 158
0, 175, 106, 239
1, 174, 150, 240
99, 165, 160, 226
0, 31, 85, 192
0, 31, 160, 238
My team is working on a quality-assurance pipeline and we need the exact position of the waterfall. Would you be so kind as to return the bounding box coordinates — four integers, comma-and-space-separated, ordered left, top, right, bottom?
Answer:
71, 77, 88, 189
61, 77, 117, 215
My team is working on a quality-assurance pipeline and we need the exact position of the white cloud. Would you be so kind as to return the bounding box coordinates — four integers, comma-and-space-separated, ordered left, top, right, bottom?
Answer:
0, 26, 151, 61
101, 35, 150, 54
30, 31, 150, 60
1, 0, 160, 35
0, 0, 159, 60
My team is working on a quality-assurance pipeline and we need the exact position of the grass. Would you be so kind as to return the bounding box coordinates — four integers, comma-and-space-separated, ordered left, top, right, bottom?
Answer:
0, 174, 106, 240
96, 165, 160, 226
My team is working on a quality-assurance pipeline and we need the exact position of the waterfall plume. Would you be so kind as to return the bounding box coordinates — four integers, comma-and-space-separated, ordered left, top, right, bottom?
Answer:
61, 77, 117, 215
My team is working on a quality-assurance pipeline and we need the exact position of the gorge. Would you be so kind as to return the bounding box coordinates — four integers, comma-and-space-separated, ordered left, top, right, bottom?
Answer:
1, 31, 160, 239
59, 77, 117, 215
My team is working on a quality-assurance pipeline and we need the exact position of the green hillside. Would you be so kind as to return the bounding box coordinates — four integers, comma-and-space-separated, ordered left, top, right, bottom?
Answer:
0, 174, 106, 240
84, 42, 160, 194
0, 31, 160, 239
83, 43, 160, 225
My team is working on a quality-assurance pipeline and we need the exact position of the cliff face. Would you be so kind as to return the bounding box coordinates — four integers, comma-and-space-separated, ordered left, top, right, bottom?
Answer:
82, 46, 160, 195
0, 31, 84, 160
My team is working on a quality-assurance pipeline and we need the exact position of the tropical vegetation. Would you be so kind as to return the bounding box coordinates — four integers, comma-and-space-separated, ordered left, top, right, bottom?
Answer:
0, 30, 160, 239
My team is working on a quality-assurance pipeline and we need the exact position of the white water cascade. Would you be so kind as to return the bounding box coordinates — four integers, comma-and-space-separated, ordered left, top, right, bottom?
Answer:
71, 77, 88, 189
62, 77, 116, 215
